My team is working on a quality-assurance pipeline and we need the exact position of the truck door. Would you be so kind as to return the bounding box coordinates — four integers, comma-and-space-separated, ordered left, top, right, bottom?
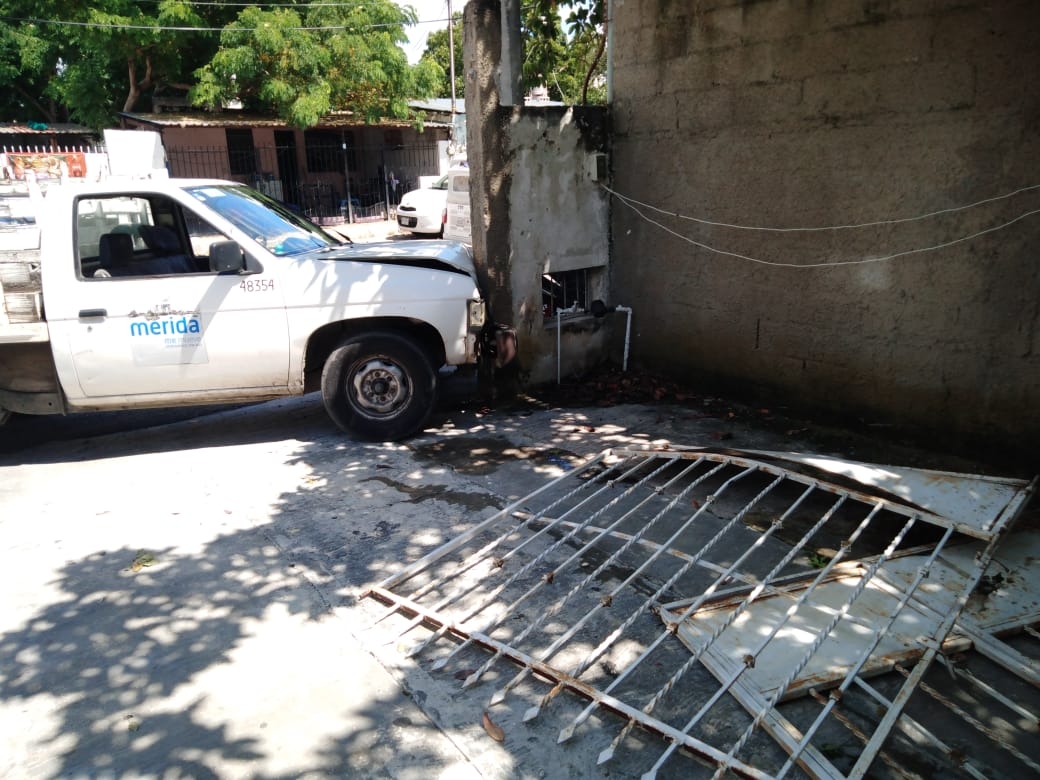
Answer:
44, 193, 290, 402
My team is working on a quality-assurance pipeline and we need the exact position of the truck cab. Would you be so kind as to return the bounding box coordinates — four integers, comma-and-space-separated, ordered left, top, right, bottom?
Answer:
0, 179, 509, 440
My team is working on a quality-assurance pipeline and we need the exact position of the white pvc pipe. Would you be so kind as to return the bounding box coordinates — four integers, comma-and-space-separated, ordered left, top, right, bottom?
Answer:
616, 306, 632, 372
557, 309, 563, 384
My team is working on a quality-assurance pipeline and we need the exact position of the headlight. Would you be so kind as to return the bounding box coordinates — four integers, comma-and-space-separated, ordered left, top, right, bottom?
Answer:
467, 299, 487, 330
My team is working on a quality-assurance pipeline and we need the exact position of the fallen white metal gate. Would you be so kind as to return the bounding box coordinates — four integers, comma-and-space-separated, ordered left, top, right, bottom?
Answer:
365, 447, 1037, 779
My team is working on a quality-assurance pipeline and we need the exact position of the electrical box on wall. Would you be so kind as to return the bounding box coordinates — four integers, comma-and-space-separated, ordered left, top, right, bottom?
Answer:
585, 152, 607, 182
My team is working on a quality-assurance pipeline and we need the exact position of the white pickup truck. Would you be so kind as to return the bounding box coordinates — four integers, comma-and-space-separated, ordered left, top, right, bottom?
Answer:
0, 178, 512, 440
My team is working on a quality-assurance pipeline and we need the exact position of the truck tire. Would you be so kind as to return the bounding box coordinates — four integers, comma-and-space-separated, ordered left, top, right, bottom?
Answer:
321, 332, 436, 441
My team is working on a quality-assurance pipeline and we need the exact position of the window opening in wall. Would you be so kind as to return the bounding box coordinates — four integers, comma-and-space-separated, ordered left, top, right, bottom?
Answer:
543, 268, 590, 321
225, 129, 255, 175
304, 130, 340, 173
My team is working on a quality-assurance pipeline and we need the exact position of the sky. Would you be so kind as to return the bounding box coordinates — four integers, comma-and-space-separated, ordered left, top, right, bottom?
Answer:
395, 0, 453, 64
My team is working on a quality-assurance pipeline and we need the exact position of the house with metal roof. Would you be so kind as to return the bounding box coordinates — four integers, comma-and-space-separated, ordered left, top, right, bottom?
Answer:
118, 111, 455, 224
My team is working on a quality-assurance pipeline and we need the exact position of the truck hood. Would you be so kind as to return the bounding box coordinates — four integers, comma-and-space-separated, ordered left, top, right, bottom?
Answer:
306, 239, 477, 278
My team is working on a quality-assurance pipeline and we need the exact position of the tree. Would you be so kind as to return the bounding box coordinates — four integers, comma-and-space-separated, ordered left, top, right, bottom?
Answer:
0, 1, 227, 126
190, 1, 441, 128
524, 0, 606, 105
0, 0, 439, 129
420, 0, 607, 106
0, 0, 226, 127
419, 15, 462, 102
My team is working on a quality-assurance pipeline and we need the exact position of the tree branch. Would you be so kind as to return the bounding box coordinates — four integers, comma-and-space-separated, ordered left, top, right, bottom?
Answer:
581, 25, 606, 105
123, 51, 154, 113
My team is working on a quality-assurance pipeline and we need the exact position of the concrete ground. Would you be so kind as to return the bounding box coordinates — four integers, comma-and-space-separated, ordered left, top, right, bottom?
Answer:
1, 391, 1036, 779
0, 395, 727, 779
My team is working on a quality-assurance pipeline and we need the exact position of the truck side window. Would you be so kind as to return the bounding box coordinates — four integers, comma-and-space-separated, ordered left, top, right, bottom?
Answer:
183, 211, 226, 263
77, 194, 202, 279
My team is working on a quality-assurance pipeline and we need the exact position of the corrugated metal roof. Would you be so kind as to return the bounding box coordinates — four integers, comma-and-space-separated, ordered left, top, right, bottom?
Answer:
120, 111, 450, 130
0, 123, 96, 135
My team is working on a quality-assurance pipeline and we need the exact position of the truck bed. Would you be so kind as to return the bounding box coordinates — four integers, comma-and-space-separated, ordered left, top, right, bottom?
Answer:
0, 247, 44, 328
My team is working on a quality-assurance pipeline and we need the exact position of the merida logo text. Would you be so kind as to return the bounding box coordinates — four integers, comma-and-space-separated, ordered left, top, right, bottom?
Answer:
130, 316, 202, 337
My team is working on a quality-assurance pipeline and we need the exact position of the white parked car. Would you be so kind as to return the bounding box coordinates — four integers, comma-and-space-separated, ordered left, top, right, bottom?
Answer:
396, 174, 449, 236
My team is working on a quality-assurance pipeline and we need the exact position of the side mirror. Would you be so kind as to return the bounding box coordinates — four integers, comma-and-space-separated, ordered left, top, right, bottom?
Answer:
209, 240, 245, 274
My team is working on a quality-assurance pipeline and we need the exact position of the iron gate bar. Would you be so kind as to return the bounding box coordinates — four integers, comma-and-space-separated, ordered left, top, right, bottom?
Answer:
806, 689, 914, 780
395, 452, 675, 656
370, 450, 611, 593
374, 452, 640, 639
462, 463, 767, 695
774, 528, 956, 779
657, 505, 909, 780
426, 454, 711, 670
568, 486, 844, 766
668, 448, 1034, 539
656, 541, 941, 615
893, 664, 1040, 775
589, 494, 866, 757
677, 531, 1040, 779
870, 557, 1040, 687
934, 653, 1039, 727
851, 675, 992, 780
962, 623, 1040, 685
490, 470, 787, 712
366, 583, 775, 780
486, 465, 776, 706
845, 524, 1011, 780
368, 450, 624, 632
364, 448, 1036, 780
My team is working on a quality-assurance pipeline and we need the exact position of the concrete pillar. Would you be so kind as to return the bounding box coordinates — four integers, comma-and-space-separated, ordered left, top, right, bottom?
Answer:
464, 0, 514, 333
499, 0, 523, 106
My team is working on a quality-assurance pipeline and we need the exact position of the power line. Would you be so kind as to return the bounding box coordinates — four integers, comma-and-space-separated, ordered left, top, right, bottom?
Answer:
602, 183, 1040, 233
6, 16, 433, 32
609, 188, 1040, 269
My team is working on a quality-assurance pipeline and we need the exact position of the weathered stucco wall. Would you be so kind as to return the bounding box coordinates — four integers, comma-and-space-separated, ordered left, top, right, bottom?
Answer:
465, 0, 610, 385
610, 0, 1040, 451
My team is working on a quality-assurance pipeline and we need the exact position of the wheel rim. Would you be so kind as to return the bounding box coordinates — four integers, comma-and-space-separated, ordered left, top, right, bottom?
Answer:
351, 358, 410, 416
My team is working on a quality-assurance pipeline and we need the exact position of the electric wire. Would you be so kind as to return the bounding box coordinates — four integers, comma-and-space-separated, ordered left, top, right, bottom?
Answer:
609, 190, 1040, 269
5, 17, 416, 32
602, 182, 1040, 232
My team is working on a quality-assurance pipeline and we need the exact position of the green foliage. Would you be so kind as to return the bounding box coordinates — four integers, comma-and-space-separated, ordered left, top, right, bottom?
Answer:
0, 0, 217, 127
191, 0, 435, 128
523, 0, 607, 105
0, 0, 605, 127
419, 15, 461, 101
1, 0, 437, 129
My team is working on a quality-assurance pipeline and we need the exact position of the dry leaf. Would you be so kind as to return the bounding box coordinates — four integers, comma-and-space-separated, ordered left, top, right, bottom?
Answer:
482, 711, 505, 742
130, 552, 156, 572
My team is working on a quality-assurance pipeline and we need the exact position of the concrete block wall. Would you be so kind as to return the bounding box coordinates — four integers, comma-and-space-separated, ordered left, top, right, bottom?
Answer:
609, 0, 1040, 453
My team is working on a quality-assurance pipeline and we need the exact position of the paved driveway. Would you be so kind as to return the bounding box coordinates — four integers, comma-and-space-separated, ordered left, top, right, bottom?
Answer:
0, 394, 685, 778
1, 395, 1036, 779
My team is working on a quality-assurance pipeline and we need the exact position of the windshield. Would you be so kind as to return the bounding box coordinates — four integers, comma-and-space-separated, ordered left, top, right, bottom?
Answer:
185, 184, 339, 256
431, 175, 449, 190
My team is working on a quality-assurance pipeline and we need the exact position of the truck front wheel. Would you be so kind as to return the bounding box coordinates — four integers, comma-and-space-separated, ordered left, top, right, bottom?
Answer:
321, 333, 437, 441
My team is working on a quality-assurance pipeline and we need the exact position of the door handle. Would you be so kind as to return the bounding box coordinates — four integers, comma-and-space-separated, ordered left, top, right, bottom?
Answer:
78, 308, 107, 319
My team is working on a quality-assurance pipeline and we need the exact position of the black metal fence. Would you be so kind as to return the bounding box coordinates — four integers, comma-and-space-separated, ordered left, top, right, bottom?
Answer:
166, 143, 441, 224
